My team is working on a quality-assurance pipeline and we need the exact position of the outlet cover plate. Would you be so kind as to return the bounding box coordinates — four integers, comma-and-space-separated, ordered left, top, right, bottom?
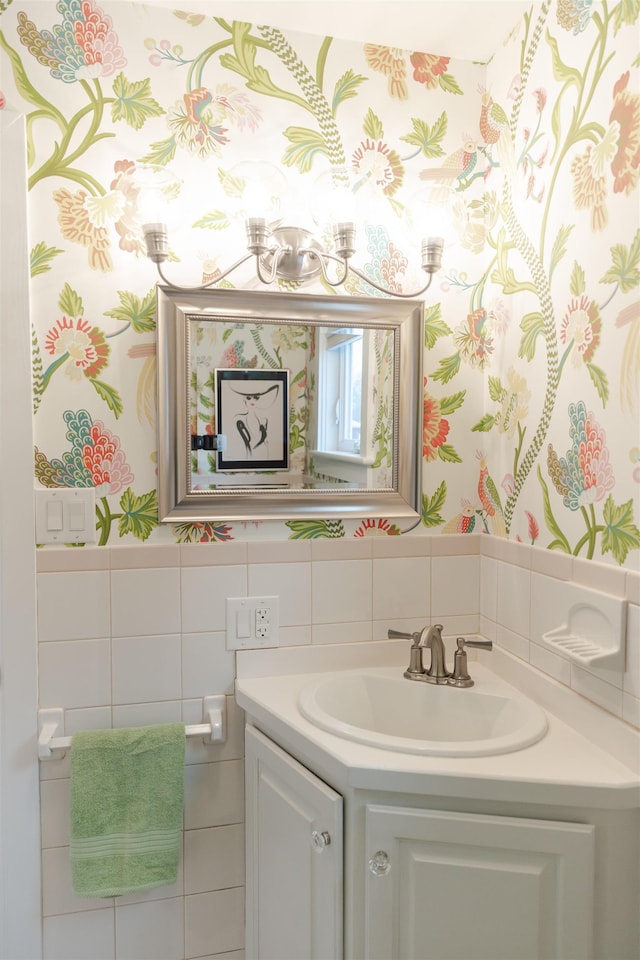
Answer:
226, 596, 279, 650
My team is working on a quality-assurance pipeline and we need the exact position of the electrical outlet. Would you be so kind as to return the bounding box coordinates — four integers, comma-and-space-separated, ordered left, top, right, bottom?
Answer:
226, 596, 279, 650
255, 606, 271, 639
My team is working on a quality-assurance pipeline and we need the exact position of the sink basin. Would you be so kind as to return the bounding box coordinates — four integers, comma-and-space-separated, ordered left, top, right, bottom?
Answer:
298, 667, 548, 757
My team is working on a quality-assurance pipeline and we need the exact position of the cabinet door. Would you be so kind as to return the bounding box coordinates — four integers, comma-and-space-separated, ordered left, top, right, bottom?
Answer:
245, 725, 343, 960
365, 804, 594, 960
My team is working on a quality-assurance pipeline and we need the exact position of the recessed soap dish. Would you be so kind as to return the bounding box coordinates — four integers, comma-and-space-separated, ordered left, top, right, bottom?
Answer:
541, 598, 626, 670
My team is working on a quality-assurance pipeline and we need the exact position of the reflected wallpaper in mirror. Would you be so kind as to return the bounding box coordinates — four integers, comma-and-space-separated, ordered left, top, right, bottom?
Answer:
189, 318, 396, 492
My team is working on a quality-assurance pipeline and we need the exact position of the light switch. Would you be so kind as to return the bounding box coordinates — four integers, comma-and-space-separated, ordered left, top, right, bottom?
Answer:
46, 500, 64, 531
34, 488, 97, 544
68, 501, 85, 531
236, 608, 251, 638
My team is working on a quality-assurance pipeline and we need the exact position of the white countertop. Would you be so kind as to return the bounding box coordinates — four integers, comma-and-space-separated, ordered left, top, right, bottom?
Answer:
235, 641, 640, 809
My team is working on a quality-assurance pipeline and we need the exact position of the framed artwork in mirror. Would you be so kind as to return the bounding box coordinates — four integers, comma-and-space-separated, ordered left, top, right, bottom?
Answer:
215, 368, 289, 471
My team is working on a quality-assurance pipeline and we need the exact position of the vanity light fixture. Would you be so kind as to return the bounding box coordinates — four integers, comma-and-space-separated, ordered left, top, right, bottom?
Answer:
139, 160, 446, 297
142, 218, 444, 299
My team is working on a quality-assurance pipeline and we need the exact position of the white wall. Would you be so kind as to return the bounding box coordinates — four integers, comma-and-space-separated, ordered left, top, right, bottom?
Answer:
0, 111, 42, 960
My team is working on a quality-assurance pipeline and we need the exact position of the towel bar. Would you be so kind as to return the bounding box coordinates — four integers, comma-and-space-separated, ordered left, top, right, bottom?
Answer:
38, 695, 227, 760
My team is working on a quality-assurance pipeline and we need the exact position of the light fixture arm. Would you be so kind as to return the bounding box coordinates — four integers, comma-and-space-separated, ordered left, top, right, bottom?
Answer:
348, 265, 435, 299
155, 252, 255, 293
255, 248, 283, 285
310, 249, 350, 288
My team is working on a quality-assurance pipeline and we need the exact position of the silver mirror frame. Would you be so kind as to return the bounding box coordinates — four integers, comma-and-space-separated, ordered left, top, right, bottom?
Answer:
156, 285, 423, 523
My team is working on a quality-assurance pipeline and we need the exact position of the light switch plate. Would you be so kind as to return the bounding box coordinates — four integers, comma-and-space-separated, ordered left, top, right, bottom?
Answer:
34, 488, 97, 544
226, 596, 279, 649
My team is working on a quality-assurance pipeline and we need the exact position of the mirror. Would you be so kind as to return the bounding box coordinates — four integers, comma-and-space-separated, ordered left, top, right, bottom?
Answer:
156, 286, 423, 522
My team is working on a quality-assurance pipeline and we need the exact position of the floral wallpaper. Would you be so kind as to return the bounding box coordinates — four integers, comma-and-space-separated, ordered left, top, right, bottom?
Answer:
482, 1, 640, 567
0, 0, 638, 565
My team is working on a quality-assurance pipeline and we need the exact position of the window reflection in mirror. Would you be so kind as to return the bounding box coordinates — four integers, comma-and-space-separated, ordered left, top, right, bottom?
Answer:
318, 328, 364, 455
311, 327, 395, 488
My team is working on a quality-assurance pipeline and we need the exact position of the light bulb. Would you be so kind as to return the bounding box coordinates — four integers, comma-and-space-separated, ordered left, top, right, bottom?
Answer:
310, 166, 356, 232
405, 186, 456, 251
223, 161, 287, 225
135, 164, 182, 228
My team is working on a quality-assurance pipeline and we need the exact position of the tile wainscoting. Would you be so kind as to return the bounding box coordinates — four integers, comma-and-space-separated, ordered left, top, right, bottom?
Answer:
35, 535, 639, 958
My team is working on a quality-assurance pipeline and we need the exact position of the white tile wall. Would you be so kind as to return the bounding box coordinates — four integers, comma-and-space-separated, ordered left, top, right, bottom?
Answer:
312, 619, 372, 644
113, 700, 182, 729
115, 898, 185, 960
43, 907, 115, 960
39, 638, 111, 709
482, 543, 640, 726
184, 887, 245, 959
40, 778, 70, 847
42, 845, 111, 917
184, 759, 244, 830
573, 555, 627, 597
37, 570, 110, 642
626, 569, 640, 605
480, 556, 498, 621
181, 564, 247, 634
570, 664, 624, 717
111, 568, 181, 637
496, 623, 530, 661
184, 824, 244, 894
529, 641, 572, 686
248, 560, 311, 626
496, 560, 531, 639
182, 631, 234, 697
193, 953, 244, 960
530, 572, 627, 687
35, 535, 640, 959
623, 691, 640, 727
624, 603, 640, 698
311, 557, 372, 622
372, 556, 430, 620
431, 555, 479, 617
279, 623, 313, 646
112, 634, 182, 704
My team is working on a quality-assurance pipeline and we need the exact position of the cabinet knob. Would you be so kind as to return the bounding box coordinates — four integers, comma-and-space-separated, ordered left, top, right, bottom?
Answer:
368, 850, 391, 876
311, 830, 331, 850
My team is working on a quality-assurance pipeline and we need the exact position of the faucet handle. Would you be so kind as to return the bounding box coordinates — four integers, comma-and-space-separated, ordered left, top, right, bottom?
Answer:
388, 628, 426, 677
388, 629, 418, 641
464, 639, 493, 651
448, 637, 493, 688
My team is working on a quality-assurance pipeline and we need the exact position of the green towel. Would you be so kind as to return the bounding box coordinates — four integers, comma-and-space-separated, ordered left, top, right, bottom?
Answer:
70, 723, 185, 898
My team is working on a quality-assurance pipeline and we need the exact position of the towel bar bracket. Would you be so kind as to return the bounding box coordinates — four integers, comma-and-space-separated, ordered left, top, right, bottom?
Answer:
204, 695, 225, 744
37, 696, 227, 761
38, 708, 65, 760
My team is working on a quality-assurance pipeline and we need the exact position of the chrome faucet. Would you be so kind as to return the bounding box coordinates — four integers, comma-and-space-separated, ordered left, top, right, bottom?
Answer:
388, 623, 450, 684
389, 625, 493, 687
424, 623, 449, 682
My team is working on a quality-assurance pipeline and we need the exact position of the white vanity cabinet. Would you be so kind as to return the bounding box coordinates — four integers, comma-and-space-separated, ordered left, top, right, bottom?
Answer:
238, 653, 639, 960
363, 804, 594, 960
245, 725, 343, 960
245, 721, 638, 960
